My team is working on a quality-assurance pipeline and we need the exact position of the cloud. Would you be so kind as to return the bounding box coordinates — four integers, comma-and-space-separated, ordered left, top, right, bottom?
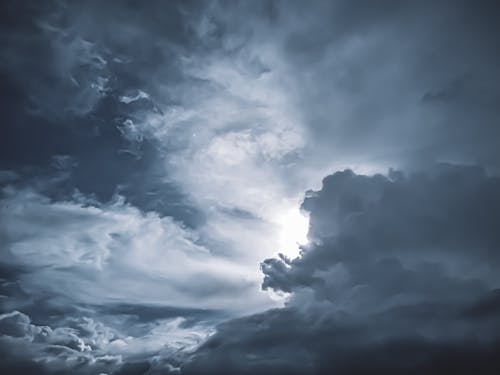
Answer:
0, 187, 270, 313
119, 90, 150, 105
195, 0, 500, 172
0, 181, 246, 372
2, 1, 500, 373
263, 164, 500, 305
185, 164, 500, 374
0, 310, 120, 374
0, 309, 213, 374
0, 0, 310, 262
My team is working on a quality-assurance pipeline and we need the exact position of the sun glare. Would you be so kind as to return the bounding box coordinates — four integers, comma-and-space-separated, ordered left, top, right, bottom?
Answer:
276, 208, 309, 258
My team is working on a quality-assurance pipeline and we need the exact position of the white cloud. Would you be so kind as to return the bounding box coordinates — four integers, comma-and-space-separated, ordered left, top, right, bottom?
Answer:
119, 90, 150, 104
0, 310, 208, 374
0, 188, 271, 312
122, 41, 312, 267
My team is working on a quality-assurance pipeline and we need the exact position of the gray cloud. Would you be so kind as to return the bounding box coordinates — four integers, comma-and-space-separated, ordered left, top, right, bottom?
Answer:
263, 164, 500, 304
185, 164, 500, 374
201, 0, 500, 172
2, 0, 500, 373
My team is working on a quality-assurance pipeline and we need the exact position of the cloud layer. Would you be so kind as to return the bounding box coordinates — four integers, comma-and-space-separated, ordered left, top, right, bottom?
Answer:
2, 0, 500, 373
0, 187, 262, 310
186, 165, 500, 374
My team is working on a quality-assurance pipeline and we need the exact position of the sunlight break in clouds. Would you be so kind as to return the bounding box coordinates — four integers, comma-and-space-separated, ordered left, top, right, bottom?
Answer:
275, 207, 309, 259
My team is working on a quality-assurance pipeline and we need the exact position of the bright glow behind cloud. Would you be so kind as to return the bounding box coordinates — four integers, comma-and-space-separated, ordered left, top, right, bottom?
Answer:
275, 208, 309, 259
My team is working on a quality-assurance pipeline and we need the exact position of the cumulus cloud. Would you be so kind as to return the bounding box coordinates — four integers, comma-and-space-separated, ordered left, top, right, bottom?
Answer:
185, 164, 500, 374
0, 309, 213, 374
263, 165, 500, 305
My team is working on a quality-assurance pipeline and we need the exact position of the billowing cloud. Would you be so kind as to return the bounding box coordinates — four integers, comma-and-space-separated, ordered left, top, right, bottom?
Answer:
185, 164, 500, 374
0, 309, 213, 374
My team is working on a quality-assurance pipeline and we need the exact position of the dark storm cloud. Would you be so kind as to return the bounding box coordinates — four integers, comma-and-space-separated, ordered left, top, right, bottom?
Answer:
2, 0, 500, 373
185, 164, 500, 374
263, 164, 500, 301
239, 0, 500, 170
2, 0, 500, 211
0, 0, 202, 121
0, 0, 206, 225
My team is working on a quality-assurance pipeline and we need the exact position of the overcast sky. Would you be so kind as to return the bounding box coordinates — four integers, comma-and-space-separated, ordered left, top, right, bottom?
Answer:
1, 1, 500, 374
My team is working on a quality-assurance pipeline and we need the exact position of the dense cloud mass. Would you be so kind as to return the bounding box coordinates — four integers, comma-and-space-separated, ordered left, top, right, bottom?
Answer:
186, 165, 500, 374
1, 0, 500, 373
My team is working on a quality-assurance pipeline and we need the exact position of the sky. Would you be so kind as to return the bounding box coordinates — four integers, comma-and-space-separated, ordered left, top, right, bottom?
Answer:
1, 0, 500, 374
